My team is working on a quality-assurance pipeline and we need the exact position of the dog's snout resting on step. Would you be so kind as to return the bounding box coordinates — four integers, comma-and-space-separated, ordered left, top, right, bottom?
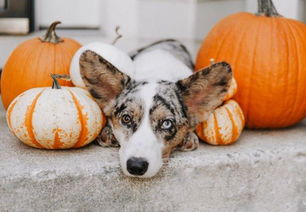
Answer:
79, 39, 232, 178
127, 157, 149, 176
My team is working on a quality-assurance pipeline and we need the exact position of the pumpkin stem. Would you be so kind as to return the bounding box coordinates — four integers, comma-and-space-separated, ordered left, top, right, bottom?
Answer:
50, 74, 71, 89
210, 58, 215, 65
257, 0, 281, 17
41, 21, 64, 44
51, 74, 61, 89
111, 26, 122, 45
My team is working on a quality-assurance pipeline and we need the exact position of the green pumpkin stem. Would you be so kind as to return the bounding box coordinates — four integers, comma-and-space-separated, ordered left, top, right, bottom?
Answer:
51, 74, 61, 89
257, 0, 281, 17
51, 74, 71, 89
111, 26, 122, 45
41, 21, 64, 44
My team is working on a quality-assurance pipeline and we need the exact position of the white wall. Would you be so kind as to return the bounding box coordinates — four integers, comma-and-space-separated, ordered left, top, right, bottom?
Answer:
35, 0, 101, 28
99, 0, 138, 38
195, 0, 246, 41
36, 0, 306, 40
100, 0, 248, 40
100, 0, 306, 40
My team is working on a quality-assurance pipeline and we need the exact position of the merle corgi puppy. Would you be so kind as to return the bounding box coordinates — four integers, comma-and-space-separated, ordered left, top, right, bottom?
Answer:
79, 39, 232, 178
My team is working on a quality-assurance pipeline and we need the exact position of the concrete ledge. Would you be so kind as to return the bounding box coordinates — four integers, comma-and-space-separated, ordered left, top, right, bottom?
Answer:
1, 101, 306, 212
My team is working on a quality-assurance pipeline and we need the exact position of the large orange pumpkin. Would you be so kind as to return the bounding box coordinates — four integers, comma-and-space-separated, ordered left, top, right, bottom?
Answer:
1, 21, 81, 109
195, 0, 306, 128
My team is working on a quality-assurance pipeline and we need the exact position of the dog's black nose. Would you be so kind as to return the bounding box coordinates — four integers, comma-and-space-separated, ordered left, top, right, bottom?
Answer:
127, 157, 149, 176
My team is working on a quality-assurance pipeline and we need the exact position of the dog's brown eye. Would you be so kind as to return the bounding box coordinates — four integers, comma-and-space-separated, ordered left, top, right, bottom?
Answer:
161, 119, 173, 130
122, 114, 132, 124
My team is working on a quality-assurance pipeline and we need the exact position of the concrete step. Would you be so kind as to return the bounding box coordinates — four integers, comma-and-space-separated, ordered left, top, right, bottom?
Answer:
0, 100, 306, 212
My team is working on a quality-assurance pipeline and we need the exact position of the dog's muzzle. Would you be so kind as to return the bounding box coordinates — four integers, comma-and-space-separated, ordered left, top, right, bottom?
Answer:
126, 157, 149, 176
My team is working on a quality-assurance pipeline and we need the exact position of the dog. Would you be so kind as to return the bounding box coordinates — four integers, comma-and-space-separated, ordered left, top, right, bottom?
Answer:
79, 39, 232, 178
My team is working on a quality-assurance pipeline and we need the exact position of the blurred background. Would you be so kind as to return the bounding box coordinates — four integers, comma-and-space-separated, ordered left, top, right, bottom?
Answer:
0, 0, 305, 66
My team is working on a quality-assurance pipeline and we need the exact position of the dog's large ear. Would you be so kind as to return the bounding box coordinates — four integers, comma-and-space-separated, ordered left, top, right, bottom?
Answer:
176, 62, 232, 127
79, 50, 131, 115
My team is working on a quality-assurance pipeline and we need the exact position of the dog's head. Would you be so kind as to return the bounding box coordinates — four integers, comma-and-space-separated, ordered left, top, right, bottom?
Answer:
80, 50, 232, 178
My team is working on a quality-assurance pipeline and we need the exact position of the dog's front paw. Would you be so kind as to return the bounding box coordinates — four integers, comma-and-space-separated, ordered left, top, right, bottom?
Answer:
178, 131, 199, 151
95, 125, 119, 147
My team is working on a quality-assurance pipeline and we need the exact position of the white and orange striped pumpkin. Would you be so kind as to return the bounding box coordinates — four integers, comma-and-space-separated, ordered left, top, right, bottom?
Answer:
196, 100, 245, 145
6, 77, 105, 149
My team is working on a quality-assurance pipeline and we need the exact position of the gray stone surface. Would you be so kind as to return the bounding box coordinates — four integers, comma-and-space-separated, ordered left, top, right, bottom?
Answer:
0, 99, 306, 212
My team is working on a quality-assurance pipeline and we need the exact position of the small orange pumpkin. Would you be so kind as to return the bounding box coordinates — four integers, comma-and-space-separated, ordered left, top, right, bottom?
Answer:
1, 21, 81, 109
196, 100, 245, 145
6, 75, 105, 149
223, 76, 237, 101
195, 0, 306, 128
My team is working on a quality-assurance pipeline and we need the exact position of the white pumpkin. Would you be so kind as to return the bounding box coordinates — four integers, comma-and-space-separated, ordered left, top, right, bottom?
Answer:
69, 42, 135, 88
6, 81, 105, 149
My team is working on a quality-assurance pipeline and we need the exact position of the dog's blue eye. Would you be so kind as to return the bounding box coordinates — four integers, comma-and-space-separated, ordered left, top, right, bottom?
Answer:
161, 119, 173, 130
122, 114, 132, 124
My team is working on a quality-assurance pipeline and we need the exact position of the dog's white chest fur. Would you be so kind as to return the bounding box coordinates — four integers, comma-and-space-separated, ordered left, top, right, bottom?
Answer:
132, 49, 192, 82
